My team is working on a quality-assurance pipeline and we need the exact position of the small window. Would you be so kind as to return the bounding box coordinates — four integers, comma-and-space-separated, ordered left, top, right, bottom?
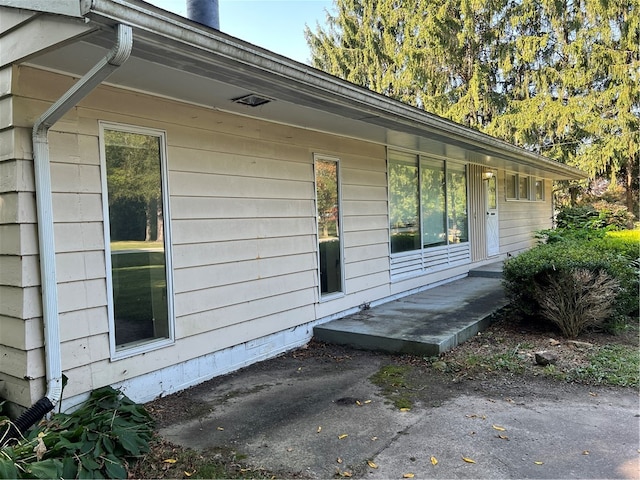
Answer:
101, 124, 174, 357
534, 179, 544, 201
315, 155, 344, 297
518, 175, 530, 200
505, 174, 517, 199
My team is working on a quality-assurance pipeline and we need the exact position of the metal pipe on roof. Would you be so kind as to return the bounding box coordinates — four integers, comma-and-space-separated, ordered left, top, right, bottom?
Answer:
186, 0, 219, 29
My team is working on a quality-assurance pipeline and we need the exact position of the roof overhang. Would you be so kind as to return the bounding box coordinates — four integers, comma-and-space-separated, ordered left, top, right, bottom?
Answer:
1, 0, 585, 180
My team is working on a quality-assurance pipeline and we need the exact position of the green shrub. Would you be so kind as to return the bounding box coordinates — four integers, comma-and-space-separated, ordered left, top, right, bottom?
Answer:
503, 236, 639, 331
0, 387, 153, 479
534, 268, 619, 337
556, 202, 635, 230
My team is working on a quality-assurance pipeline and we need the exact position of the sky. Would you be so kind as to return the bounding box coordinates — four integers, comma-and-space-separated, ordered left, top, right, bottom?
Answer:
149, 0, 333, 64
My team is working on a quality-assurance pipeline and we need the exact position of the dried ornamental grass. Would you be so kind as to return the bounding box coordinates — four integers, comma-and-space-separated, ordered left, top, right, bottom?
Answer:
535, 269, 619, 338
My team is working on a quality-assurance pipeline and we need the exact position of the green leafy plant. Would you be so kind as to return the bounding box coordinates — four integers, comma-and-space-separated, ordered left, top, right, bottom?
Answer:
0, 386, 153, 479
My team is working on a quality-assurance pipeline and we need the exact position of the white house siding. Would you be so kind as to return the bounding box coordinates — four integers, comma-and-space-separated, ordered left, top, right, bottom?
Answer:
498, 174, 553, 254
4, 66, 395, 407
0, 65, 47, 410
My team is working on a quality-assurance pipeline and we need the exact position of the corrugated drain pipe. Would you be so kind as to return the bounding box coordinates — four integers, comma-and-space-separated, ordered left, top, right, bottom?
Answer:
8, 23, 133, 440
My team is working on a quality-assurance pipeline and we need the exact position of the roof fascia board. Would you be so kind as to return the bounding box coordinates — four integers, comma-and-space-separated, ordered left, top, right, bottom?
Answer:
0, 7, 96, 67
85, 0, 583, 180
0, 0, 90, 17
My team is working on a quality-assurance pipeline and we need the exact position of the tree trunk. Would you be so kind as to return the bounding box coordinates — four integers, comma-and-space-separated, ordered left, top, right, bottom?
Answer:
145, 203, 152, 242
156, 198, 164, 244
625, 162, 634, 213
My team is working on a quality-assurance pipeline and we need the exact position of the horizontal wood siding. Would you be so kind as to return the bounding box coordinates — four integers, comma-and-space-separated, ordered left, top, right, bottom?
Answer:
6, 66, 394, 403
498, 175, 553, 254
0, 64, 44, 407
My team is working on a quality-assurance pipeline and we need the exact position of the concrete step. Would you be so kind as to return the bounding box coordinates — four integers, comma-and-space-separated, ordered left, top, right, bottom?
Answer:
468, 261, 504, 278
314, 276, 508, 357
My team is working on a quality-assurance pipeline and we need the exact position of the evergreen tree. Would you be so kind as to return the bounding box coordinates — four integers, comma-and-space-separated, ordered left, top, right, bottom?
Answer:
305, 0, 639, 213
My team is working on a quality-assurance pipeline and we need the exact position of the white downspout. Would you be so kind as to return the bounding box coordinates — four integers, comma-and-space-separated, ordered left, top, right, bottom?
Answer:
30, 23, 133, 413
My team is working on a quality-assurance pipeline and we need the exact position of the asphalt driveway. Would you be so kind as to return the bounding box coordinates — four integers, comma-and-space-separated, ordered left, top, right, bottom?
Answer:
154, 344, 640, 479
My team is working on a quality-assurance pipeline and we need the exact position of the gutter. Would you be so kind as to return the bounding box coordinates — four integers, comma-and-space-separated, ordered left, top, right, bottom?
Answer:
10, 22, 133, 436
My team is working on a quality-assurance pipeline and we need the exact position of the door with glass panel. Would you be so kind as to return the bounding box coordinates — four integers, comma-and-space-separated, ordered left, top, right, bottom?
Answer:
485, 170, 499, 256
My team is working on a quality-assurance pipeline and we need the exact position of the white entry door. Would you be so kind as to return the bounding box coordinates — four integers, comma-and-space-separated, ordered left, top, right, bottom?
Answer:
485, 171, 499, 256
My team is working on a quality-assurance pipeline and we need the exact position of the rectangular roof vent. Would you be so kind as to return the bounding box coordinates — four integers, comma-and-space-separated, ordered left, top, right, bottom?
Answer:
233, 94, 272, 107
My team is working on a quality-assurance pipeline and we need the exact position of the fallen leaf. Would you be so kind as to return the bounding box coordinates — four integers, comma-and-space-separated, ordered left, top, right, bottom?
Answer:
317, 426, 322, 433
492, 425, 506, 431
534, 461, 544, 465
462, 456, 476, 464
371, 436, 378, 441
364, 400, 372, 404
287, 448, 293, 452
430, 456, 438, 465
163, 459, 177, 464
583, 451, 589, 455
341, 471, 352, 477
403, 473, 415, 478
356, 400, 362, 406
217, 426, 224, 431
498, 435, 509, 440
184, 471, 193, 477
337, 458, 343, 464
589, 392, 598, 397
338, 434, 348, 439
400, 407, 411, 412
367, 460, 378, 469
33, 437, 47, 461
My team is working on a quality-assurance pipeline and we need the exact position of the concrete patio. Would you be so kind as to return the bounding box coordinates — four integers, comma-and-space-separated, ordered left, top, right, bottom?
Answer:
314, 262, 507, 356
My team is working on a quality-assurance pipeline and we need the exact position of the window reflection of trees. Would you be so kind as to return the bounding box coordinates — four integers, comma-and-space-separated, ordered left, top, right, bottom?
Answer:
389, 152, 468, 254
315, 159, 342, 295
105, 129, 169, 348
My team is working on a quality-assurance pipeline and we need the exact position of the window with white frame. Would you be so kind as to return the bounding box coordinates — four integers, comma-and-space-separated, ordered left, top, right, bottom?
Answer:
534, 179, 544, 200
506, 174, 517, 199
506, 173, 544, 201
314, 155, 344, 297
389, 151, 468, 254
100, 123, 174, 356
518, 175, 530, 200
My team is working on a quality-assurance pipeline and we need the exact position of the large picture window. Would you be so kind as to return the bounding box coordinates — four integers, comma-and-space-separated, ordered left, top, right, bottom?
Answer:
389, 152, 420, 253
389, 151, 468, 254
447, 163, 469, 243
420, 158, 446, 248
315, 156, 343, 297
101, 124, 173, 355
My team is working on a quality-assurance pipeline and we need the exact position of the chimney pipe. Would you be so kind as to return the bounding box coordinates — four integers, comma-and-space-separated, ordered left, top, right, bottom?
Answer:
186, 0, 220, 30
